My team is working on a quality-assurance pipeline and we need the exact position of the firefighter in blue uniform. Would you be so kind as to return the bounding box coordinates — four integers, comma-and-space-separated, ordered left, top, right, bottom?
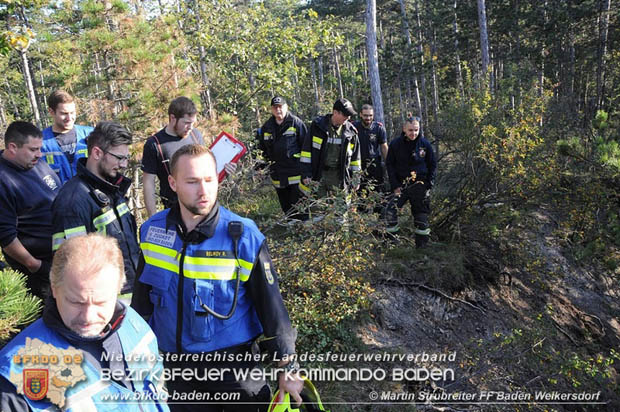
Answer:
41, 90, 94, 185
131, 144, 304, 411
0, 234, 169, 412
51, 121, 140, 294
385, 116, 437, 247
256, 96, 308, 221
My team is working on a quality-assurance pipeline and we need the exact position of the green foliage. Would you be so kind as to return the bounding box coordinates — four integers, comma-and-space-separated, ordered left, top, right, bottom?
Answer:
0, 268, 42, 345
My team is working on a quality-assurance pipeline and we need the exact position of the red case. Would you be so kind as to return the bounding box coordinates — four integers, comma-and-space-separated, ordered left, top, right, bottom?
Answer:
209, 131, 247, 182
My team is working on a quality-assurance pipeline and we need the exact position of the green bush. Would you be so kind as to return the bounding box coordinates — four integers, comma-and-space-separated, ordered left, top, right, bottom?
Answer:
0, 268, 42, 346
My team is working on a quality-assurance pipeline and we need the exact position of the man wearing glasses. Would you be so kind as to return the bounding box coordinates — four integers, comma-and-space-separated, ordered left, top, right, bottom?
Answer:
51, 121, 140, 293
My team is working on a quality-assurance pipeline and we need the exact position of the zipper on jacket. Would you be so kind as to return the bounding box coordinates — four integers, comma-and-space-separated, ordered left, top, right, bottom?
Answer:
176, 241, 188, 353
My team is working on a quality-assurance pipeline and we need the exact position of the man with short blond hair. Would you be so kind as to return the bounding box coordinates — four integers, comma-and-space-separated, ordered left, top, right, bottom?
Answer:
0, 234, 169, 411
133, 143, 303, 411
42, 90, 94, 184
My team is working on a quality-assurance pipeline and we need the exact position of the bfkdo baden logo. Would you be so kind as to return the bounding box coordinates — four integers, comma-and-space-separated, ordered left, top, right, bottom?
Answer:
23, 369, 49, 401
10, 338, 86, 408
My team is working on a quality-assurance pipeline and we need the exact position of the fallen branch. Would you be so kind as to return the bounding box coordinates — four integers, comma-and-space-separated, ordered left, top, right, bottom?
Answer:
384, 278, 486, 314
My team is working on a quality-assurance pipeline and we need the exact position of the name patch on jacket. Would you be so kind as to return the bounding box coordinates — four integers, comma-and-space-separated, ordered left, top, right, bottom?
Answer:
197, 250, 233, 258
145, 226, 177, 248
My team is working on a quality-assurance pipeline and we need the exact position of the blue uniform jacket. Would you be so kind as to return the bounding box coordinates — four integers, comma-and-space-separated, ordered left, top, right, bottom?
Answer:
41, 124, 93, 185
131, 203, 296, 357
0, 301, 168, 412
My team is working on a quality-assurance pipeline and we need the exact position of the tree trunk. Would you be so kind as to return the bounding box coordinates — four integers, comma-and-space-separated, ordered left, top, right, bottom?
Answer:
310, 58, 320, 115
318, 55, 324, 91
477, 0, 490, 88
0, 93, 7, 128
453, 0, 464, 98
333, 47, 344, 98
415, 0, 428, 120
366, 0, 385, 124
398, 0, 422, 117
596, 0, 611, 109
5, 80, 21, 118
20, 50, 41, 127
430, 28, 440, 122
292, 55, 302, 108
198, 44, 214, 120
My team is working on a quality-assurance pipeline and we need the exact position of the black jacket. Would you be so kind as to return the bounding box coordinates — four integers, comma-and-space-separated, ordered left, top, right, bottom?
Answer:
51, 158, 140, 293
386, 133, 437, 191
257, 112, 308, 187
300, 114, 361, 189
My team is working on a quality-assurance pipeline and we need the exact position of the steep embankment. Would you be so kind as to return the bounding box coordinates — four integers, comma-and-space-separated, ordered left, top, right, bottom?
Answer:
357, 207, 619, 411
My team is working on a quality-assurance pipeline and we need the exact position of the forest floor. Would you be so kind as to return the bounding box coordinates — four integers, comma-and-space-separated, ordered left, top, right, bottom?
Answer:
313, 205, 619, 411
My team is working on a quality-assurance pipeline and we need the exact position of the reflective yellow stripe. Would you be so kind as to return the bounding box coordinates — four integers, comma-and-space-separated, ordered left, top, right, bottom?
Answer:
263, 132, 273, 140
46, 154, 54, 164
141, 242, 253, 280
350, 160, 361, 166
312, 136, 322, 150
349, 143, 354, 151
77, 149, 88, 155
293, 153, 300, 158
52, 226, 87, 251
300, 151, 311, 163
415, 228, 431, 236
271, 179, 281, 188
288, 175, 301, 185
141, 242, 180, 274
52, 233, 65, 251
116, 202, 130, 217
299, 182, 310, 195
93, 209, 117, 234
184, 255, 252, 281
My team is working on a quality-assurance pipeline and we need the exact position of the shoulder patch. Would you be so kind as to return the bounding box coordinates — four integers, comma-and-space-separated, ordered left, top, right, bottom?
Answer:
43, 175, 58, 191
264, 262, 274, 285
144, 225, 177, 248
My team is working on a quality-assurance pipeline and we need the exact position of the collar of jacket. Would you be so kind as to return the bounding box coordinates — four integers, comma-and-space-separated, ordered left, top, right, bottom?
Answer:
165, 200, 221, 243
42, 295, 127, 344
76, 157, 132, 196
0, 150, 37, 172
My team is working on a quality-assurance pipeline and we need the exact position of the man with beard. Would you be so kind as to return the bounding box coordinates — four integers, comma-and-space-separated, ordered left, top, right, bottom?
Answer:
51, 121, 139, 293
0, 234, 169, 411
132, 144, 303, 411
352, 104, 388, 197
41, 90, 94, 185
0, 121, 60, 299
142, 96, 206, 216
